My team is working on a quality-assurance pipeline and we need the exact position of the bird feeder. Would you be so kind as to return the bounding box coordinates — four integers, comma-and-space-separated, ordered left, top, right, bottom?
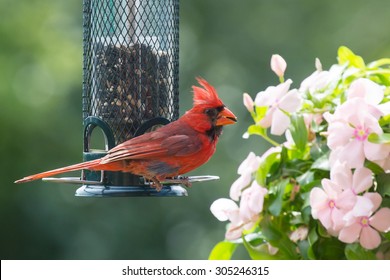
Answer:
43, 0, 219, 196
80, 0, 185, 197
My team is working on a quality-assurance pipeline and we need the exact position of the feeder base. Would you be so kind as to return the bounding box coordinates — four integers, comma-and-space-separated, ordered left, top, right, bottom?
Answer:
42, 175, 219, 197
75, 184, 188, 197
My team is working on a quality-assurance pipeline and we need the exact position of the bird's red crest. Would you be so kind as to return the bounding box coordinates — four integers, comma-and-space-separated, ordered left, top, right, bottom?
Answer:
192, 78, 224, 107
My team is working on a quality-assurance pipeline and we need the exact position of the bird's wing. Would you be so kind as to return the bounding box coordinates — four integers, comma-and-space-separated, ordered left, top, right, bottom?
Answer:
100, 122, 203, 164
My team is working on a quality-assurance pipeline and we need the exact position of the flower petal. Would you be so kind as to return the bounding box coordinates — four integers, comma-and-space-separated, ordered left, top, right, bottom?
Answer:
352, 167, 373, 194
336, 188, 356, 211
210, 198, 239, 221
230, 174, 251, 201
279, 89, 302, 113
270, 109, 290, 136
327, 122, 354, 150
330, 161, 352, 190
309, 187, 328, 216
351, 195, 374, 217
225, 223, 243, 240
370, 207, 390, 232
338, 140, 365, 168
258, 109, 273, 128
247, 181, 267, 213
255, 88, 273, 107
237, 152, 261, 174
338, 223, 361, 243
332, 207, 347, 231
360, 226, 381, 250
364, 141, 390, 162
347, 78, 384, 105
364, 192, 382, 212
317, 208, 332, 229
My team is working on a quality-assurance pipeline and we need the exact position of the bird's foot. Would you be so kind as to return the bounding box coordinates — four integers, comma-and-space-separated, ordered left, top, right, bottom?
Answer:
145, 177, 163, 192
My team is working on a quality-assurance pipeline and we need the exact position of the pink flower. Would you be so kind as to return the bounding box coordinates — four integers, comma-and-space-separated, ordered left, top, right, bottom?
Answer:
347, 78, 385, 106
255, 79, 302, 135
210, 198, 240, 222
299, 63, 343, 95
338, 193, 390, 250
270, 54, 287, 78
210, 198, 242, 240
289, 226, 309, 243
243, 93, 254, 112
330, 163, 373, 196
347, 77, 390, 116
310, 163, 373, 234
210, 181, 268, 240
325, 98, 390, 168
239, 181, 268, 228
310, 179, 355, 234
230, 152, 261, 201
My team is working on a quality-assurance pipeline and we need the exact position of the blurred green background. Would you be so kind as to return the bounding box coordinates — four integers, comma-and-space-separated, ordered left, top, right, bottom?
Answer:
1, 0, 390, 259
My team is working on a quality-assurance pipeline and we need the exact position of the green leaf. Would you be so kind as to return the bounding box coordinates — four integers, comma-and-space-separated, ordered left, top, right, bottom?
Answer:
306, 227, 318, 260
364, 160, 385, 175
338, 46, 365, 68
246, 124, 266, 137
367, 58, 390, 68
376, 173, 390, 197
242, 237, 278, 260
208, 241, 238, 260
382, 197, 390, 208
383, 231, 390, 241
297, 170, 315, 187
268, 179, 289, 216
297, 240, 310, 260
345, 243, 377, 260
254, 106, 268, 123
374, 74, 390, 86
311, 152, 330, 171
368, 133, 390, 144
313, 236, 346, 259
289, 114, 308, 152
317, 222, 331, 238
260, 216, 299, 259
379, 114, 390, 127
256, 149, 281, 186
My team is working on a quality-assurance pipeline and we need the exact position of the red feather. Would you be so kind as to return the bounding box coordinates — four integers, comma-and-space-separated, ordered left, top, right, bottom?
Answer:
15, 78, 237, 189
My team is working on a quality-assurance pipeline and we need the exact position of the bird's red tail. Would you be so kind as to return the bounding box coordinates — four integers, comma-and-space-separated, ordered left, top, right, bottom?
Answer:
14, 159, 101, 184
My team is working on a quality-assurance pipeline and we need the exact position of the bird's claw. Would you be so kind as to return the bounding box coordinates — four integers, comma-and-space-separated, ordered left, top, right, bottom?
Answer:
143, 177, 163, 191
143, 176, 193, 191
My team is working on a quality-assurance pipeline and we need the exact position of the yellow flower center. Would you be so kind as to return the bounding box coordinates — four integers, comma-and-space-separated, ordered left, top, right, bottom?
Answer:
359, 216, 370, 227
328, 200, 336, 209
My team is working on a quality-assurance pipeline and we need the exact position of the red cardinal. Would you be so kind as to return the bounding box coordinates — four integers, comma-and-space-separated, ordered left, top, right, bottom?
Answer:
15, 78, 237, 190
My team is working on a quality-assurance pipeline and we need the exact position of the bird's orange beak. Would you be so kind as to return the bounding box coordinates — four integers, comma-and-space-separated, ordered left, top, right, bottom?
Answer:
216, 106, 237, 126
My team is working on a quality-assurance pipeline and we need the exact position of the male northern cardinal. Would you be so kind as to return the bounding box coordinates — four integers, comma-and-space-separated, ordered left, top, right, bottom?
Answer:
15, 78, 237, 190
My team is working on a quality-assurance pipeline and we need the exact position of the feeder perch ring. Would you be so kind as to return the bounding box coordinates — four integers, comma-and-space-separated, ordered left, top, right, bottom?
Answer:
42, 175, 220, 197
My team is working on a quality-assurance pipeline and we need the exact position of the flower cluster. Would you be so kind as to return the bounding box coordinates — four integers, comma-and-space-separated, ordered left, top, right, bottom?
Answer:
211, 152, 269, 239
210, 47, 390, 260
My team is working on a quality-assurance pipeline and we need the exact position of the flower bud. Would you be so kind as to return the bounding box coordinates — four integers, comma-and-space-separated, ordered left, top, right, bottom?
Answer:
271, 54, 287, 77
315, 58, 322, 71
243, 92, 254, 112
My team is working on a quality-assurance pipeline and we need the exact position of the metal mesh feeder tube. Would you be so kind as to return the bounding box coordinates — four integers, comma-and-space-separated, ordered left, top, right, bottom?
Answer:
80, 0, 184, 196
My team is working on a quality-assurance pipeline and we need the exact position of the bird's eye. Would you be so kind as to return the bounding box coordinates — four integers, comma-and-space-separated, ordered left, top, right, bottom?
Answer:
204, 108, 218, 118
204, 106, 224, 118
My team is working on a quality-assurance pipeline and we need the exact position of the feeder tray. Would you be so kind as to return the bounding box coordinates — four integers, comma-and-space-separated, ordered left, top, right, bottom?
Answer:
42, 175, 220, 197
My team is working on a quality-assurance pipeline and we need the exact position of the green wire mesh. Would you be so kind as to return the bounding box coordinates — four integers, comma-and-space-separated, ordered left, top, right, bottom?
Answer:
83, 0, 179, 145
